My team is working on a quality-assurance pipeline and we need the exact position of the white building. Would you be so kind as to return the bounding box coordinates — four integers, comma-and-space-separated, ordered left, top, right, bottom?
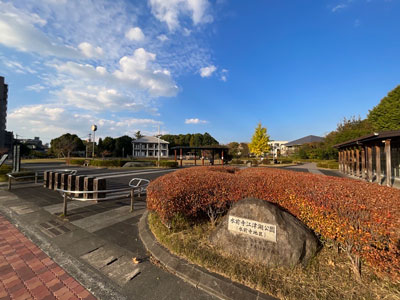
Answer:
268, 140, 288, 157
132, 136, 169, 158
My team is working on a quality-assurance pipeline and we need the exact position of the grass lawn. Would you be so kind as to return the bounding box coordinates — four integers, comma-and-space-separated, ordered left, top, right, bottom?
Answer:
148, 212, 399, 300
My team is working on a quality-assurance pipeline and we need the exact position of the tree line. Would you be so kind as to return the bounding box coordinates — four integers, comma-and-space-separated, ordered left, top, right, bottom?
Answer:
49, 131, 219, 158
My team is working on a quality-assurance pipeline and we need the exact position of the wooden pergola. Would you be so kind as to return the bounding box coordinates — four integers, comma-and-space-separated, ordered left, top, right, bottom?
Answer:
171, 146, 229, 167
334, 130, 400, 187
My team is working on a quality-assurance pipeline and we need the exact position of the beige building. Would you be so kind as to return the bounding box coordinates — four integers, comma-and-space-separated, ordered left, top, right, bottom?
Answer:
268, 140, 288, 157
132, 136, 169, 157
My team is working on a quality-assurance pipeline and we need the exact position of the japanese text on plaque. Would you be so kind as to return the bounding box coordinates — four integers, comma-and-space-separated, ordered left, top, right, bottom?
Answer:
228, 215, 276, 243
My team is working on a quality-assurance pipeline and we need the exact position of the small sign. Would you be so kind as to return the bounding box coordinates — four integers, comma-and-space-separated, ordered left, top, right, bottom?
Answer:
228, 215, 276, 243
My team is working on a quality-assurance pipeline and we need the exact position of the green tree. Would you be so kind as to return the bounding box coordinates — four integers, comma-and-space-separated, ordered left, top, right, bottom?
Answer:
102, 137, 115, 153
368, 85, 400, 131
239, 143, 249, 157
50, 133, 85, 158
134, 131, 144, 139
249, 123, 270, 157
227, 142, 240, 158
202, 132, 219, 145
114, 135, 133, 157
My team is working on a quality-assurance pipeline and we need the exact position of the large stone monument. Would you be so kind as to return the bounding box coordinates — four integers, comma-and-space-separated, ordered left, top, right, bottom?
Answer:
209, 198, 320, 267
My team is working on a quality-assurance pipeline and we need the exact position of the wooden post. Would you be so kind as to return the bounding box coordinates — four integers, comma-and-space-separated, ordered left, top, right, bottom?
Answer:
63, 193, 68, 216
174, 150, 177, 162
201, 150, 204, 166
61, 173, 69, 190
361, 149, 366, 179
84, 177, 94, 199
351, 149, 355, 176
48, 172, 54, 190
75, 175, 84, 198
93, 178, 106, 200
130, 189, 134, 212
375, 145, 381, 184
356, 149, 360, 177
68, 175, 76, 191
344, 150, 348, 174
194, 153, 197, 166
385, 139, 392, 187
348, 149, 352, 175
221, 150, 224, 165
340, 151, 344, 172
367, 146, 373, 182
43, 171, 49, 188
180, 148, 183, 167
54, 173, 62, 190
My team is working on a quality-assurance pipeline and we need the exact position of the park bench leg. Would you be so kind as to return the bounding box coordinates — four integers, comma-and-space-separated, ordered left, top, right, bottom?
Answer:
130, 189, 134, 212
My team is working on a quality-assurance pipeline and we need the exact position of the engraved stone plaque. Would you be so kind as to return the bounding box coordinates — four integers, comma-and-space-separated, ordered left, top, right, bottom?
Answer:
228, 215, 276, 242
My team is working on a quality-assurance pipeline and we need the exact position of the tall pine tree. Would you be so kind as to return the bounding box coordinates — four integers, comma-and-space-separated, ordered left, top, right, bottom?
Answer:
368, 85, 400, 131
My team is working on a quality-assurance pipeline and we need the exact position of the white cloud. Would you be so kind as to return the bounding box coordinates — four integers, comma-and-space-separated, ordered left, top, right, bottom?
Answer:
220, 68, 228, 81
114, 48, 178, 97
125, 27, 145, 41
0, 58, 36, 74
149, 0, 213, 31
26, 84, 46, 92
199, 65, 216, 77
0, 2, 81, 58
185, 118, 208, 124
78, 42, 104, 58
331, 4, 347, 12
157, 34, 169, 42
8, 104, 162, 142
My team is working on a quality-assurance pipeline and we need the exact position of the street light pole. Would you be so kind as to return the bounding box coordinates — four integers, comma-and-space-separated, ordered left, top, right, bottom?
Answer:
91, 125, 97, 159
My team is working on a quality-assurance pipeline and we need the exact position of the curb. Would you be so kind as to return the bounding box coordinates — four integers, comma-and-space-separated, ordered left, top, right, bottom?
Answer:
138, 211, 277, 300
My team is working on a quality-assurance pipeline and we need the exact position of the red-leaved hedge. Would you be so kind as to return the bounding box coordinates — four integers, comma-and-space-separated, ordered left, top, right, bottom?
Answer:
147, 166, 400, 280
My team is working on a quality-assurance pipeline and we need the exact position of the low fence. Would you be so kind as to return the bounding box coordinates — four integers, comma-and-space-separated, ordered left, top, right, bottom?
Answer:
56, 178, 149, 216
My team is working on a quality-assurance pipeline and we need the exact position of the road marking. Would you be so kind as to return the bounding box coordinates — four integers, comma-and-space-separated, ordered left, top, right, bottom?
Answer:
71, 206, 144, 233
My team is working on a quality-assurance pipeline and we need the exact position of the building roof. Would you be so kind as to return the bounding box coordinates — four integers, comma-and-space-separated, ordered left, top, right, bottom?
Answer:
133, 136, 169, 144
334, 130, 400, 149
285, 135, 324, 147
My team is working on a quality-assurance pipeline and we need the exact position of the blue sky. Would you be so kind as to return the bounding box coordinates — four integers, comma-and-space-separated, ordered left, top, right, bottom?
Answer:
1, 0, 399, 144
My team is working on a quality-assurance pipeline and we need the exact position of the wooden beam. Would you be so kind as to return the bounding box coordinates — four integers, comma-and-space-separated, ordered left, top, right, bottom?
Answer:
338, 151, 342, 172
351, 149, 355, 176
385, 139, 392, 187
355, 149, 360, 177
375, 145, 381, 185
367, 146, 373, 182
347, 149, 351, 174
361, 149, 366, 179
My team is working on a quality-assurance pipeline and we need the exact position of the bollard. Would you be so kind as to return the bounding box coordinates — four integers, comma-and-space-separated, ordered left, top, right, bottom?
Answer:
35, 172, 38, 184
93, 178, 106, 201
63, 192, 68, 216
54, 173, 62, 190
84, 177, 94, 199
61, 173, 69, 190
68, 175, 76, 191
130, 189, 134, 212
75, 175, 84, 198
43, 171, 49, 188
48, 172, 55, 190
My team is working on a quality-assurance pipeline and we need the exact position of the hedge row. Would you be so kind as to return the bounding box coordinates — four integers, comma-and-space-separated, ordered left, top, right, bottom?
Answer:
147, 166, 400, 280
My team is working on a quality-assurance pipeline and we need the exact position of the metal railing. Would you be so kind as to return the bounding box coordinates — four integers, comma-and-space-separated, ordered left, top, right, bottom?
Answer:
56, 178, 150, 216
6, 169, 77, 190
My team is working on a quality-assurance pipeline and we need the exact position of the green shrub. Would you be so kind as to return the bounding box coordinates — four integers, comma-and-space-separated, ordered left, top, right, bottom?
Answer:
231, 159, 244, 165
159, 161, 178, 168
69, 159, 86, 165
316, 161, 339, 169
278, 158, 293, 164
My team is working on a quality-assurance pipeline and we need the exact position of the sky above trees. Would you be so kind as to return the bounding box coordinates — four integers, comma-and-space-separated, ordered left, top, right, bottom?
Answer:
1, 0, 399, 143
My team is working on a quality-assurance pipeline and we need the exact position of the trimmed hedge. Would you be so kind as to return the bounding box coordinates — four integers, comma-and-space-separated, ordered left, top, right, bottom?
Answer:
69, 159, 86, 165
317, 161, 339, 169
147, 166, 400, 280
159, 161, 178, 168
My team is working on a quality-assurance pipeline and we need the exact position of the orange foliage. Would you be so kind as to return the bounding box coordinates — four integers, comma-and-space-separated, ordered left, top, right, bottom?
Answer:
147, 166, 400, 280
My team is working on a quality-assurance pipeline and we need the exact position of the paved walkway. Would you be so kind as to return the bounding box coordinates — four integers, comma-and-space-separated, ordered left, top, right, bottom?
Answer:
0, 214, 96, 300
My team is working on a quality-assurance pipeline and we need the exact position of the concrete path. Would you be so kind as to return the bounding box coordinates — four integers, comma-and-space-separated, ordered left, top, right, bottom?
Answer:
286, 162, 324, 175
0, 214, 96, 300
